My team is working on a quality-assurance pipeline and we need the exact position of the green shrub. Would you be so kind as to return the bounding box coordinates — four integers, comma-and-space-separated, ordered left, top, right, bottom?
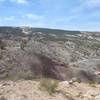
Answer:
39, 78, 59, 95
89, 81, 97, 85
72, 77, 81, 83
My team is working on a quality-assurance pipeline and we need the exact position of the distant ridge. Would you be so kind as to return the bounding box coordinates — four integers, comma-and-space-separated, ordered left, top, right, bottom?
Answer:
0, 26, 81, 35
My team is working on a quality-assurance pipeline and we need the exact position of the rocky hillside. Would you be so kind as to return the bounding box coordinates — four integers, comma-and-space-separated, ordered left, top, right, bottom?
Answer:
0, 27, 100, 83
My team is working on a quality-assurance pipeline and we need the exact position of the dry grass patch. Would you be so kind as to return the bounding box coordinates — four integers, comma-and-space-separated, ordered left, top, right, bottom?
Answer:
39, 78, 59, 95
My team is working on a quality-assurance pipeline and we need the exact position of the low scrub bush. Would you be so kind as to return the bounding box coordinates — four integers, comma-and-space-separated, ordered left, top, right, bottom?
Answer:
39, 78, 59, 95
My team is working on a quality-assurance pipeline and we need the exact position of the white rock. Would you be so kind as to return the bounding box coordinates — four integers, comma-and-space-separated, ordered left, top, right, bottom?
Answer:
95, 95, 100, 100
59, 81, 69, 85
95, 71, 100, 75
84, 90, 99, 99
58, 81, 71, 88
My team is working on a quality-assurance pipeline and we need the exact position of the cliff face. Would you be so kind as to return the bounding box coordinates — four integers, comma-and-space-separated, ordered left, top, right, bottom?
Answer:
0, 27, 100, 82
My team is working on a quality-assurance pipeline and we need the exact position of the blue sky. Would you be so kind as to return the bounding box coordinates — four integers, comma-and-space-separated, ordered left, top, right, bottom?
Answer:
0, 0, 100, 31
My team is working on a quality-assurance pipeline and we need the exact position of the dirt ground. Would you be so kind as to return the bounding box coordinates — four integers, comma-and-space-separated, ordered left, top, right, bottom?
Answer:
0, 80, 100, 100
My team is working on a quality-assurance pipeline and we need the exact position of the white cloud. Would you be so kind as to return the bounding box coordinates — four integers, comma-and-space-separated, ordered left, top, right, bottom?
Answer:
86, 0, 100, 4
0, 0, 27, 4
19, 21, 46, 27
0, 0, 5, 2
82, 0, 100, 7
23, 14, 43, 20
59, 25, 100, 32
10, 0, 27, 4
0, 16, 15, 21
4, 16, 15, 21
70, 0, 100, 16
80, 0, 100, 7
56, 16, 78, 23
